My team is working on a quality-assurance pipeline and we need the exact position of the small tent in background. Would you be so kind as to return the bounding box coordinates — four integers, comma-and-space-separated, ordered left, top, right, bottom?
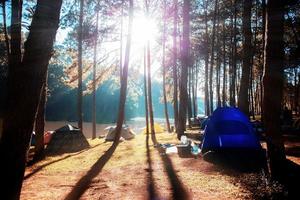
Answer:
105, 125, 136, 141
201, 107, 261, 153
142, 123, 164, 134
46, 124, 89, 155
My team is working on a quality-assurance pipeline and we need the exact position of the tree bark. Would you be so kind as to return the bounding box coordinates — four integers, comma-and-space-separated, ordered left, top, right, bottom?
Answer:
260, 0, 266, 118
238, 0, 252, 115
263, 0, 286, 181
230, 0, 237, 107
0, 1, 62, 198
33, 81, 47, 161
77, 0, 84, 130
162, 0, 171, 132
144, 46, 149, 135
92, 8, 99, 139
113, 0, 133, 144
222, 18, 227, 106
178, 0, 190, 138
173, 0, 179, 130
209, 0, 219, 114
1, 0, 10, 59
120, 0, 124, 83
145, 0, 157, 145
204, 0, 210, 115
10, 0, 22, 68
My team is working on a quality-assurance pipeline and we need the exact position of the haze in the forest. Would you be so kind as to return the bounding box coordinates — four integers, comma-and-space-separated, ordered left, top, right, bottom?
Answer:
0, 0, 299, 199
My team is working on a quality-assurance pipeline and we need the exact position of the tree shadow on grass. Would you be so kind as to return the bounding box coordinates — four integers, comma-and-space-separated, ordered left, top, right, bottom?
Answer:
158, 147, 190, 200
145, 134, 159, 200
24, 143, 102, 180
64, 142, 118, 200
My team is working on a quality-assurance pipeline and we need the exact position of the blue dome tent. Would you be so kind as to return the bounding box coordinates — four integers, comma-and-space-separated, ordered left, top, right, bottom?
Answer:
201, 107, 261, 153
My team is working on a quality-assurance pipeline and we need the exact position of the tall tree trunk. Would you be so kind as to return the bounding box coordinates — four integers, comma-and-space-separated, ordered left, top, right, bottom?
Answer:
33, 81, 47, 161
77, 0, 84, 130
144, 46, 149, 135
178, 0, 190, 138
162, 0, 171, 132
0, 1, 62, 198
1, 1, 10, 59
230, 0, 237, 107
120, 0, 124, 83
209, 0, 219, 114
113, 0, 133, 144
260, 0, 266, 118
216, 13, 221, 108
222, 18, 227, 106
263, 0, 286, 181
187, 67, 193, 126
204, 0, 210, 115
92, 9, 99, 139
192, 64, 197, 118
145, 0, 157, 145
238, 0, 252, 115
10, 0, 22, 68
173, 0, 179, 130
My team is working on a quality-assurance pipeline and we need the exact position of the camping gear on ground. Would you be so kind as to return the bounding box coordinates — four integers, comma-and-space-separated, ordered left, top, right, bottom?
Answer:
142, 123, 164, 134
44, 131, 54, 145
46, 124, 89, 155
105, 125, 135, 141
177, 135, 192, 157
191, 141, 201, 156
30, 131, 54, 146
201, 107, 262, 153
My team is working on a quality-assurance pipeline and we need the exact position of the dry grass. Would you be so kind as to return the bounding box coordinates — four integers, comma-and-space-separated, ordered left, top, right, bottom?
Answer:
20, 132, 296, 200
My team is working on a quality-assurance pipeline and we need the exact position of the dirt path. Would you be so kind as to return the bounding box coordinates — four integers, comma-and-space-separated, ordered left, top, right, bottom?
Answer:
21, 133, 295, 200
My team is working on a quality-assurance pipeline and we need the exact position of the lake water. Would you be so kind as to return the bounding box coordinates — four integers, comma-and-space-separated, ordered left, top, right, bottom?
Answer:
45, 117, 174, 139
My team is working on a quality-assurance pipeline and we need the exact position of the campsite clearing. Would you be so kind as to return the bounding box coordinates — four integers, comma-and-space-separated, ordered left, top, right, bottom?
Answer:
21, 132, 299, 200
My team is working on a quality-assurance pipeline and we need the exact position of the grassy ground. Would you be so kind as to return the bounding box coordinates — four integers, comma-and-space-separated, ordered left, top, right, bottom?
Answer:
21, 130, 300, 200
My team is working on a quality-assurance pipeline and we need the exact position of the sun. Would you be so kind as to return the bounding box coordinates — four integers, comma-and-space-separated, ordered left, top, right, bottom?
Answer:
132, 16, 158, 46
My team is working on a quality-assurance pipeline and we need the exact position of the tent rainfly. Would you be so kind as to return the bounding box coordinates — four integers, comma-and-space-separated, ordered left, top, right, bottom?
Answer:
105, 125, 136, 141
46, 124, 89, 155
201, 107, 261, 153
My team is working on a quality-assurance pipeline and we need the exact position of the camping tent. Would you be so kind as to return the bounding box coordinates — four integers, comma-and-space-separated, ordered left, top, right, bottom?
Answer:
46, 124, 89, 155
201, 107, 261, 153
105, 126, 136, 141
142, 123, 164, 134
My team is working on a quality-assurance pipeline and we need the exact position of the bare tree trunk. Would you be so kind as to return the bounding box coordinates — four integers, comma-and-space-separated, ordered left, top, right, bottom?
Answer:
222, 18, 227, 106
187, 67, 193, 126
1, 1, 10, 59
120, 0, 124, 83
162, 0, 171, 132
260, 0, 266, 119
92, 9, 99, 139
0, 1, 62, 198
192, 64, 197, 118
173, 0, 179, 130
178, 0, 190, 138
230, 0, 237, 107
33, 81, 47, 161
209, 0, 219, 114
204, 0, 210, 115
238, 0, 252, 115
263, 0, 286, 181
77, 0, 83, 130
144, 46, 149, 135
10, 0, 22, 69
113, 0, 133, 144
215, 13, 221, 108
145, 0, 157, 145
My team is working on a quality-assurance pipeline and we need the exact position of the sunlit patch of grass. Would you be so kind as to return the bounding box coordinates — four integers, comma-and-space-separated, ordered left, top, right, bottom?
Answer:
24, 130, 286, 199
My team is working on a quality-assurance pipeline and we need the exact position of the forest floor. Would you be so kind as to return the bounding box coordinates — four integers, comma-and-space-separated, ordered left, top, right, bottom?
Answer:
21, 130, 300, 200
